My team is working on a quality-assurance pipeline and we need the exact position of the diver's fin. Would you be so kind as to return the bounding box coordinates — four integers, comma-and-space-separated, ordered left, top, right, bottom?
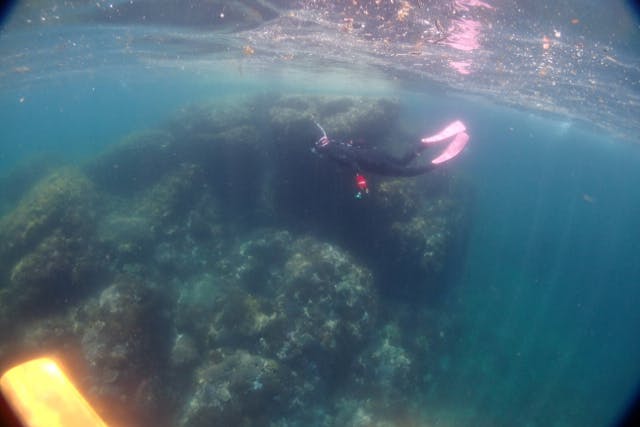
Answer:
421, 120, 467, 144
431, 132, 469, 164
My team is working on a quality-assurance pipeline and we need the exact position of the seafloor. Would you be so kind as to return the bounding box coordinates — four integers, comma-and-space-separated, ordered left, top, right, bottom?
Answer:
0, 94, 471, 426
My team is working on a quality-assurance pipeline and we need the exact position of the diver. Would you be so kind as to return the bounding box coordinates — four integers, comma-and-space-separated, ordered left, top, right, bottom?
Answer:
313, 120, 469, 198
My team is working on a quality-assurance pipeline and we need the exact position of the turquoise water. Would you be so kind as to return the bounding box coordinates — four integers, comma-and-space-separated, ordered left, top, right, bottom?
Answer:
1, 1, 640, 426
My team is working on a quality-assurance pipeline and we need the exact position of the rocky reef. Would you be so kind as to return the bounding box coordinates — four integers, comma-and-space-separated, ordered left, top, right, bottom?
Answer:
0, 167, 104, 327
0, 94, 470, 426
176, 230, 376, 426
0, 153, 63, 215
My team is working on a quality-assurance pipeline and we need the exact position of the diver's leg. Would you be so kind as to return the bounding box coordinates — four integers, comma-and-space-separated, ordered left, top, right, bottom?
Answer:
390, 130, 469, 169
394, 143, 430, 165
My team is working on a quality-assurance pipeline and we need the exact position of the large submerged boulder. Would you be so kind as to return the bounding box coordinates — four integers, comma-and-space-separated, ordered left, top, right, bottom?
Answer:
85, 130, 178, 194
367, 174, 469, 291
0, 167, 103, 323
179, 349, 290, 427
175, 229, 377, 427
96, 162, 207, 264
268, 94, 400, 142
0, 153, 63, 215
72, 276, 173, 424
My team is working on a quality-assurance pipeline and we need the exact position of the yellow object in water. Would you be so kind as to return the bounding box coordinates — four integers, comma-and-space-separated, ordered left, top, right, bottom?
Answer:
0, 358, 109, 427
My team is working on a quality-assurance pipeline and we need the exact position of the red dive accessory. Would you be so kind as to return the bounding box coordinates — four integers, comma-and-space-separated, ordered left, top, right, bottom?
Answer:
355, 173, 369, 199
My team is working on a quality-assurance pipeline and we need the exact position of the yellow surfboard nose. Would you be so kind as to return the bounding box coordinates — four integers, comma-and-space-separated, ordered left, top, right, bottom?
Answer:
0, 358, 109, 427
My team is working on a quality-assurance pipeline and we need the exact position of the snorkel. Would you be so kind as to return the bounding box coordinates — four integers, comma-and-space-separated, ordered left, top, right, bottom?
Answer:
314, 122, 330, 148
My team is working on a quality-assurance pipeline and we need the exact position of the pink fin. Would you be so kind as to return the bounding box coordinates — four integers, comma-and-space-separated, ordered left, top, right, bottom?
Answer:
421, 120, 467, 144
431, 132, 469, 164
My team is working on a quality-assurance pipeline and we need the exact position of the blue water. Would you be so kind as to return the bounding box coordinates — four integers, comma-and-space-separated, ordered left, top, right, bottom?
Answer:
1, 1, 640, 426
439, 106, 640, 426
0, 74, 239, 167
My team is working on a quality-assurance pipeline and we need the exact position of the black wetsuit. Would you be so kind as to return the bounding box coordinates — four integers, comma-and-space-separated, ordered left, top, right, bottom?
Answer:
315, 139, 436, 177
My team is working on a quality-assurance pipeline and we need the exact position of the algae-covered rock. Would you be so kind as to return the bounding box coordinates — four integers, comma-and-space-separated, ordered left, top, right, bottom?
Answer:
374, 178, 422, 220
169, 332, 199, 368
166, 97, 257, 142
135, 162, 204, 227
206, 288, 279, 349
390, 197, 458, 274
72, 275, 173, 424
277, 236, 376, 362
363, 174, 468, 286
224, 229, 292, 292
163, 99, 268, 211
332, 397, 420, 427
207, 230, 376, 370
175, 229, 377, 422
0, 312, 78, 371
352, 322, 415, 404
268, 95, 400, 142
180, 350, 290, 427
97, 163, 207, 263
97, 214, 155, 260
86, 129, 177, 193
0, 153, 63, 215
0, 167, 96, 265
91, 97, 265, 203
6, 230, 102, 310
1, 273, 175, 427
0, 93, 470, 427
0, 167, 102, 321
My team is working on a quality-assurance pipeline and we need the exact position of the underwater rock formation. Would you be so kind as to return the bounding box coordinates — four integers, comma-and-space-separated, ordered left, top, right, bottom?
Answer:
86, 129, 178, 194
268, 94, 400, 142
0, 167, 96, 263
97, 162, 209, 265
180, 349, 290, 427
371, 175, 468, 282
72, 276, 173, 424
0, 153, 62, 215
210, 230, 376, 369
0, 93, 470, 427
86, 94, 464, 285
346, 320, 423, 416
264, 95, 465, 287
8, 230, 101, 309
0, 167, 103, 324
176, 229, 377, 427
